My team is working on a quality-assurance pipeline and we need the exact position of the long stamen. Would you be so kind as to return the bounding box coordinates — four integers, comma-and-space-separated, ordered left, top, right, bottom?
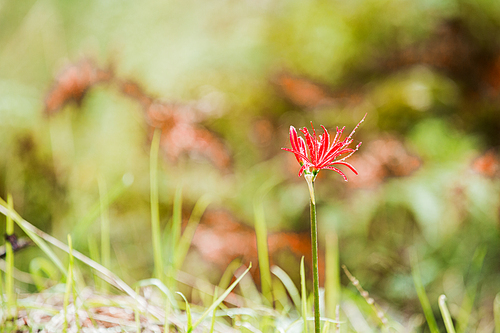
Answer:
333, 126, 344, 143
346, 113, 367, 141
336, 142, 362, 162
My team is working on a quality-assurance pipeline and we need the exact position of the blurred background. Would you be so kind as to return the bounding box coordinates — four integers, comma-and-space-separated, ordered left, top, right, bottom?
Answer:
1, 0, 500, 330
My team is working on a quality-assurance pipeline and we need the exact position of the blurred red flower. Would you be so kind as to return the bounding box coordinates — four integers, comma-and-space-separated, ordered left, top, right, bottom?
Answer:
282, 115, 365, 181
347, 136, 421, 188
120, 80, 231, 170
44, 60, 112, 115
472, 149, 500, 178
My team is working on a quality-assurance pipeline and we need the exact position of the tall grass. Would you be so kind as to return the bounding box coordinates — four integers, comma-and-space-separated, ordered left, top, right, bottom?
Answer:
439, 295, 457, 333
174, 195, 211, 271
325, 231, 340, 319
98, 176, 110, 293
411, 250, 439, 333
494, 293, 500, 333
62, 235, 74, 333
150, 128, 164, 282
5, 194, 15, 320
1, 189, 499, 331
457, 246, 486, 333
0, 174, 497, 331
168, 186, 183, 289
72, 173, 134, 248
301, 256, 309, 333
271, 265, 301, 312
0, 199, 162, 319
184, 264, 251, 333
254, 197, 272, 305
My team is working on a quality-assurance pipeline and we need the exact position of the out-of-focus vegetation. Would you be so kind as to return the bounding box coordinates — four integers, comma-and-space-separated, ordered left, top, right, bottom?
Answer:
2, 0, 500, 331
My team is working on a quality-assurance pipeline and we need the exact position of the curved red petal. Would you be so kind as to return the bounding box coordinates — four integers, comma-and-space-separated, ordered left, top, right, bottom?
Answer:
298, 137, 307, 156
289, 126, 299, 152
318, 125, 330, 162
316, 149, 355, 168
322, 142, 345, 162
328, 161, 358, 175
282, 147, 311, 165
323, 166, 348, 181
301, 127, 317, 165
333, 126, 345, 143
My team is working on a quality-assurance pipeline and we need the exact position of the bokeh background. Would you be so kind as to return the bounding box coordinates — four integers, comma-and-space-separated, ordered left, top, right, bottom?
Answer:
2, 0, 500, 330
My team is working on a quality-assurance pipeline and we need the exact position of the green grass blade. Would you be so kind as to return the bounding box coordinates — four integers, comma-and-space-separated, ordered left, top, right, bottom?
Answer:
253, 178, 281, 306
0, 197, 67, 277
238, 267, 262, 306
411, 250, 439, 333
209, 287, 218, 333
209, 260, 242, 333
0, 258, 4, 321
254, 198, 272, 305
271, 265, 301, 312
87, 236, 100, 288
325, 231, 340, 319
63, 235, 74, 333
166, 186, 183, 290
439, 295, 456, 333
19, 225, 67, 276
5, 194, 15, 319
29, 257, 59, 291
72, 271, 81, 332
457, 245, 486, 333
494, 293, 500, 333
219, 258, 243, 290
72, 173, 134, 246
301, 256, 309, 333
150, 128, 163, 281
192, 264, 252, 330
322, 320, 330, 333
134, 278, 178, 310
174, 194, 210, 271
170, 186, 183, 263
177, 292, 193, 333
272, 276, 291, 313
98, 176, 110, 293
0, 202, 166, 321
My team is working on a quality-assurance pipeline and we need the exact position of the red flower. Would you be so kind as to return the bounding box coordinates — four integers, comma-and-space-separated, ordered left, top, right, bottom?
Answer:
283, 115, 365, 181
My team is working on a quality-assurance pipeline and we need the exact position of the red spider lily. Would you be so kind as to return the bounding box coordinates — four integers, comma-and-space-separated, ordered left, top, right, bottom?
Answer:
283, 114, 366, 181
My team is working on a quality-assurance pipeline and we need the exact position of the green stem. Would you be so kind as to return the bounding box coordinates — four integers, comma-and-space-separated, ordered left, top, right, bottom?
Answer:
308, 178, 320, 333
63, 235, 74, 333
494, 293, 500, 333
150, 128, 163, 281
439, 295, 457, 333
98, 176, 110, 293
5, 194, 15, 319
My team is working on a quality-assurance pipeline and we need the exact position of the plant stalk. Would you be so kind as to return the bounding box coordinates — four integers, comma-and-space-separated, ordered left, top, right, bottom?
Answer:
98, 176, 110, 293
150, 128, 163, 281
5, 194, 15, 319
306, 176, 320, 333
